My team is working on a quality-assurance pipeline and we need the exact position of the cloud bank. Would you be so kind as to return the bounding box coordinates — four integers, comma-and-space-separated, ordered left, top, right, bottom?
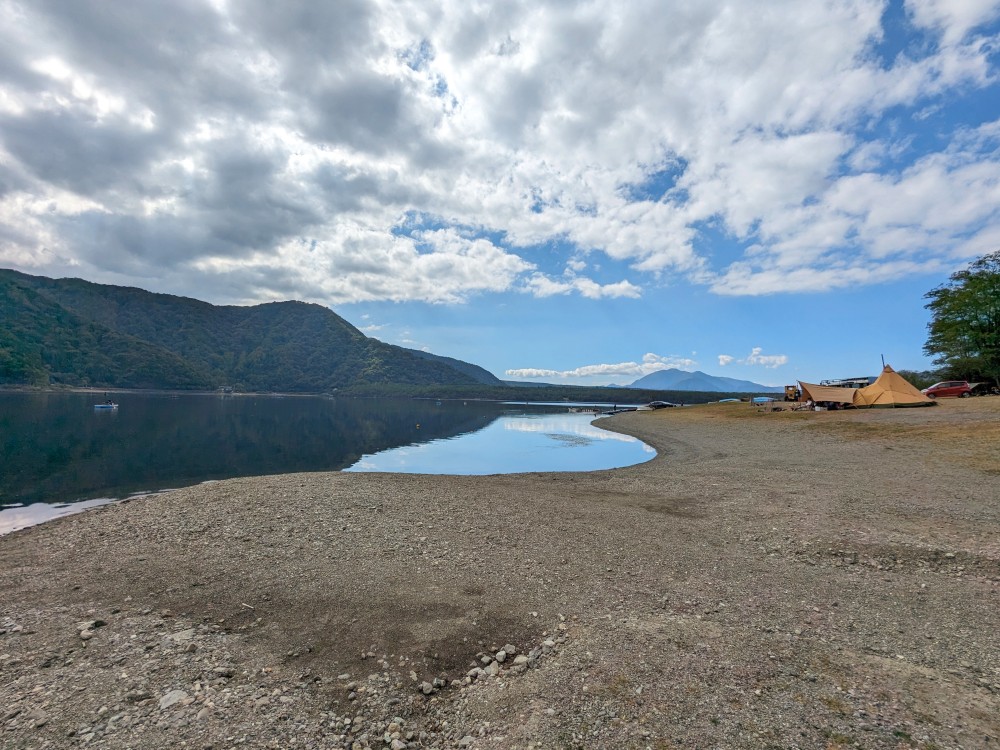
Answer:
506, 353, 698, 382
0, 0, 998, 305
717, 348, 789, 369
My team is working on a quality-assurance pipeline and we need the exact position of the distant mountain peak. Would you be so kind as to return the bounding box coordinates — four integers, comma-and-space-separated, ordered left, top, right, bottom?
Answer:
629, 368, 783, 393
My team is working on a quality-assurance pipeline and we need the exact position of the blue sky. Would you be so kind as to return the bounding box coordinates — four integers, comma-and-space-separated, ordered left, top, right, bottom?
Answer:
1, 0, 999, 386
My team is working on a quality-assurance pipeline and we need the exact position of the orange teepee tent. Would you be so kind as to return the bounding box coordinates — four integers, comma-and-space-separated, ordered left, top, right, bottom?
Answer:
852, 366, 935, 408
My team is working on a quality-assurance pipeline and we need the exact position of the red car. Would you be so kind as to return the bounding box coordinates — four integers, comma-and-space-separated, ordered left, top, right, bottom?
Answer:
921, 380, 972, 398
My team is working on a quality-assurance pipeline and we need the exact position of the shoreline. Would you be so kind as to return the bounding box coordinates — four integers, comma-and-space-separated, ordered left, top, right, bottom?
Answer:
0, 402, 654, 537
0, 383, 716, 405
0, 384, 329, 398
1, 399, 998, 748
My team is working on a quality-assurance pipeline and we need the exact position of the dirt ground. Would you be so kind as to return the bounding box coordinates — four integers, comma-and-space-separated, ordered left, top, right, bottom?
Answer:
1, 397, 998, 749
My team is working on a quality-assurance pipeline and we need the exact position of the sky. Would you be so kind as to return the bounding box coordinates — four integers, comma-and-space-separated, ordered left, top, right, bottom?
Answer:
1, 0, 999, 387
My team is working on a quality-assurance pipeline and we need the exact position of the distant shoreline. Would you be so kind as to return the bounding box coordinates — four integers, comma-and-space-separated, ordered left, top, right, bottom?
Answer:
0, 384, 658, 405
0, 384, 330, 398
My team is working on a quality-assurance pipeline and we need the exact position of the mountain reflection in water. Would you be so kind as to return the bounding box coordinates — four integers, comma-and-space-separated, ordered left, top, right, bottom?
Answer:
0, 393, 653, 534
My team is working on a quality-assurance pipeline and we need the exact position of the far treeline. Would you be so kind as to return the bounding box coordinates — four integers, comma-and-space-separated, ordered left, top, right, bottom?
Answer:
342, 382, 750, 404
923, 250, 1000, 388
0, 270, 749, 403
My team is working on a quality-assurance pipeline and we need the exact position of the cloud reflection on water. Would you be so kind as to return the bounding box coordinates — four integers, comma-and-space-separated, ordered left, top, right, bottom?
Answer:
501, 413, 644, 442
0, 498, 116, 536
347, 413, 654, 474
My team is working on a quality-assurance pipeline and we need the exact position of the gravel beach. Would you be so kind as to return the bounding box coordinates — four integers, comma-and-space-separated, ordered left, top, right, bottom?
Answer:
2, 398, 998, 749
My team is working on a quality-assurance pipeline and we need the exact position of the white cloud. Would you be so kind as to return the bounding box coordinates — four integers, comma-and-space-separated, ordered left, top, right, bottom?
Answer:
744, 347, 788, 368
705, 119, 1000, 295
522, 273, 642, 299
906, 0, 1000, 45
505, 352, 697, 383
716, 349, 787, 368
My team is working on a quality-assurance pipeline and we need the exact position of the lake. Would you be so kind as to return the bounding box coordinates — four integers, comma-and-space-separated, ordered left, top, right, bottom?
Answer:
0, 392, 653, 534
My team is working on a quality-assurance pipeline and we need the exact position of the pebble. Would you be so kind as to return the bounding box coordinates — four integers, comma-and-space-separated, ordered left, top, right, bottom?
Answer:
158, 689, 189, 711
168, 628, 197, 643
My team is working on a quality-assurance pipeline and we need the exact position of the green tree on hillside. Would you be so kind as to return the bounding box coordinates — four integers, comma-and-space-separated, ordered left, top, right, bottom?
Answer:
924, 251, 1000, 386
895, 369, 940, 391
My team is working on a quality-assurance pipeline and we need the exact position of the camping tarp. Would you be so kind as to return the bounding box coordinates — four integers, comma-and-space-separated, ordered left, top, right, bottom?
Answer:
797, 382, 857, 404
852, 366, 934, 408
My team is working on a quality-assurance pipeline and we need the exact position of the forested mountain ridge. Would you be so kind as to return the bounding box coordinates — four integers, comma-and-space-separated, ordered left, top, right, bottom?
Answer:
0, 273, 208, 389
0, 269, 499, 391
401, 347, 500, 386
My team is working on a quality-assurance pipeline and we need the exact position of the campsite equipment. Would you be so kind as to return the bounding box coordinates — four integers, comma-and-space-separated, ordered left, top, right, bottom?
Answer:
921, 380, 973, 398
853, 366, 934, 407
799, 366, 934, 408
796, 382, 857, 404
820, 376, 875, 388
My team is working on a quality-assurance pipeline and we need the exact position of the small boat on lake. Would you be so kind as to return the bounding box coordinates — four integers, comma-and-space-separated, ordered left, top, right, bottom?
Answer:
600, 406, 638, 415
639, 401, 678, 410
94, 402, 118, 410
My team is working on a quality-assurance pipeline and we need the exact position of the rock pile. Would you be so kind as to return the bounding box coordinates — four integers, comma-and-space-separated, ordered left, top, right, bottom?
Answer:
1, 604, 572, 749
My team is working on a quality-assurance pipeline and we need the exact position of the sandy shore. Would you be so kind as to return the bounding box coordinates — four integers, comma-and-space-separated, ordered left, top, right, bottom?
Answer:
2, 398, 998, 749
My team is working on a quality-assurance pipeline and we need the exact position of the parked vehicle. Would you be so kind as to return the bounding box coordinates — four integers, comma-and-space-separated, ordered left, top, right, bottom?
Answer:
820, 376, 876, 388
971, 382, 1000, 396
921, 380, 972, 398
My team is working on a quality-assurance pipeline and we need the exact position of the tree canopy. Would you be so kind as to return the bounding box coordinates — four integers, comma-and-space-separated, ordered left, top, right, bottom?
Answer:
924, 251, 1000, 386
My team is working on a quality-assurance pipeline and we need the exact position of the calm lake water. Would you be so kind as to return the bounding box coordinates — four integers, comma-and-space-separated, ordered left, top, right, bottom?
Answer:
0, 392, 653, 534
